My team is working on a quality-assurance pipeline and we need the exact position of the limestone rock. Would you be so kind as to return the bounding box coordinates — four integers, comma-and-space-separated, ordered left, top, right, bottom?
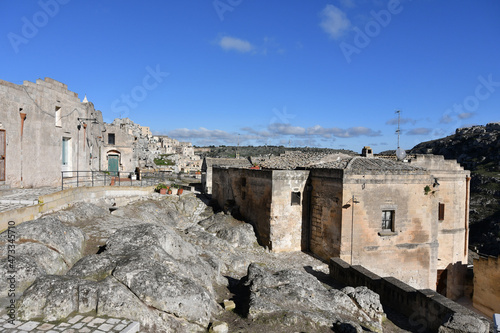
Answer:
112, 255, 217, 326
0, 255, 44, 297
438, 313, 490, 333
105, 223, 197, 260
0, 217, 86, 297
3, 217, 86, 265
66, 253, 118, 280
332, 319, 364, 333
341, 286, 384, 322
199, 213, 257, 248
243, 263, 383, 331
17, 275, 204, 332
223, 299, 235, 311
209, 321, 229, 333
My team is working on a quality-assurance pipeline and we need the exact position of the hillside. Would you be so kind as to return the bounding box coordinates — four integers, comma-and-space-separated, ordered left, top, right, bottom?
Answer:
410, 123, 500, 256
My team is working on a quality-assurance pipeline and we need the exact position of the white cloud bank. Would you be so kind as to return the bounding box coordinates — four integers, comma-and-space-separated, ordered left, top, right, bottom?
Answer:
218, 36, 253, 53
319, 4, 351, 40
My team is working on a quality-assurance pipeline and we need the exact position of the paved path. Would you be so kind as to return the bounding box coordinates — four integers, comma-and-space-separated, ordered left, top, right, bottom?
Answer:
0, 314, 140, 333
0, 188, 59, 212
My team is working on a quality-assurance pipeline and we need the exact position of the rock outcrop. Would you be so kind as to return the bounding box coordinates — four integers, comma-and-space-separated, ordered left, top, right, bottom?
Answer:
18, 223, 220, 332
0, 217, 85, 297
241, 263, 384, 332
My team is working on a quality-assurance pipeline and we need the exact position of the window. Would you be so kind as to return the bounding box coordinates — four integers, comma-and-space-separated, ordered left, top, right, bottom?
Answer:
62, 137, 70, 165
55, 106, 62, 127
108, 133, 115, 145
291, 191, 301, 206
438, 203, 445, 221
242, 177, 247, 187
242, 191, 246, 200
382, 210, 394, 230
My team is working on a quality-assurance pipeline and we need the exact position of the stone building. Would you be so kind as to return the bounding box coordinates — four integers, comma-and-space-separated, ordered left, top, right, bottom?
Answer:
100, 118, 156, 173
0, 78, 105, 188
201, 157, 253, 194
473, 255, 500, 317
212, 152, 470, 291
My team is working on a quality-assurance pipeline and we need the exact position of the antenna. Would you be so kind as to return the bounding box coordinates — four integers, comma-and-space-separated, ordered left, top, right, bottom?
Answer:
236, 134, 240, 159
395, 110, 406, 161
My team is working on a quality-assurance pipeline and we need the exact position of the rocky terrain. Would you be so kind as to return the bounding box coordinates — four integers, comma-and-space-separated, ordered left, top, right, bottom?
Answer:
0, 194, 422, 333
410, 122, 500, 257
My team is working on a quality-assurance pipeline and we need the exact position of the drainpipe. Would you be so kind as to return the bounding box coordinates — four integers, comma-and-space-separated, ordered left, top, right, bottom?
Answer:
19, 111, 27, 187
351, 195, 355, 265
305, 183, 313, 252
464, 176, 470, 257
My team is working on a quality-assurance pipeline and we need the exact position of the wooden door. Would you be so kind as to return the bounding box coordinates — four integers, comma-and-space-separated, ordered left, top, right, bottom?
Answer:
108, 154, 119, 176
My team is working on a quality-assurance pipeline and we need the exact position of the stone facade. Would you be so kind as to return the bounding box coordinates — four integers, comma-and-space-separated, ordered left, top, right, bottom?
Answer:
101, 118, 156, 173
212, 153, 470, 290
201, 157, 252, 194
473, 255, 500, 317
0, 78, 193, 188
0, 78, 105, 188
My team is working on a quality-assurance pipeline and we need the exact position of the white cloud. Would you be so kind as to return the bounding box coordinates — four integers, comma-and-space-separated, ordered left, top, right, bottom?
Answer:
386, 117, 417, 125
167, 123, 381, 146
439, 114, 454, 124
319, 4, 351, 40
268, 123, 306, 136
218, 36, 253, 53
407, 127, 432, 136
458, 112, 475, 119
168, 127, 234, 140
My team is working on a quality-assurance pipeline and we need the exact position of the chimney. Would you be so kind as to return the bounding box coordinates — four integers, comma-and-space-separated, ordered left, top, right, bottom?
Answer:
361, 146, 373, 158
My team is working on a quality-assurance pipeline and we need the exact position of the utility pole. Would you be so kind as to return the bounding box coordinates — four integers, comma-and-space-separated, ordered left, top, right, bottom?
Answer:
395, 110, 406, 160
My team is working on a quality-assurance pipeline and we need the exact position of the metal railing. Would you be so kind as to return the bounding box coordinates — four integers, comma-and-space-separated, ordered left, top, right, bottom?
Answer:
61, 170, 173, 191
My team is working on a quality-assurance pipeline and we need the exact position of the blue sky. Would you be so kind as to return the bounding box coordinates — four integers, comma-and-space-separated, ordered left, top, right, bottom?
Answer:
2, 1, 500, 152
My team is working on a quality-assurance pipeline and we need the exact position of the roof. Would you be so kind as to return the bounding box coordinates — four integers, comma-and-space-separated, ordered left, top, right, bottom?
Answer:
203, 157, 252, 169
260, 152, 353, 170
344, 157, 426, 174
259, 152, 425, 174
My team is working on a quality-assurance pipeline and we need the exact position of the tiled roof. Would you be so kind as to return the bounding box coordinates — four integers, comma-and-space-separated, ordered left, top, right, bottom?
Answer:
345, 157, 426, 173
260, 152, 353, 170
205, 157, 252, 168
258, 152, 425, 174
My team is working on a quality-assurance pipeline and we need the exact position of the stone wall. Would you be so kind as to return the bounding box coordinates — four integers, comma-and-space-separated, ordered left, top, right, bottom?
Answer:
329, 258, 490, 333
409, 154, 470, 271
308, 168, 344, 259
212, 167, 309, 251
341, 172, 437, 290
473, 255, 500, 317
269, 170, 309, 252
101, 122, 136, 172
0, 78, 105, 188
212, 167, 273, 248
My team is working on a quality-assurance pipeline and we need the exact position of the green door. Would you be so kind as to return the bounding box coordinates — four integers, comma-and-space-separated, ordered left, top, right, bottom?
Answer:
108, 155, 119, 176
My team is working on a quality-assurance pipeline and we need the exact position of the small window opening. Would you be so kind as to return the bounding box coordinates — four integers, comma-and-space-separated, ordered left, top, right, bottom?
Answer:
242, 177, 247, 187
55, 106, 62, 127
382, 210, 394, 230
438, 203, 445, 221
291, 191, 301, 206
108, 133, 115, 145
242, 191, 246, 200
